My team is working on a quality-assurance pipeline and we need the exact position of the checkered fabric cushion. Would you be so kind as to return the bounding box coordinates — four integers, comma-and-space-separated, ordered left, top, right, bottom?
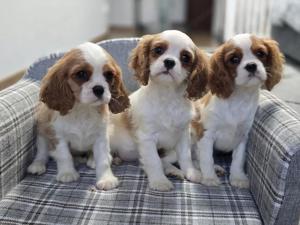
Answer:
0, 155, 262, 225
247, 91, 300, 225
0, 79, 39, 199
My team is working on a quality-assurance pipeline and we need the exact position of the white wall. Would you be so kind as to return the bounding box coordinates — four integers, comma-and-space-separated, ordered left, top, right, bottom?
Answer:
109, 0, 135, 27
109, 0, 186, 28
0, 0, 109, 79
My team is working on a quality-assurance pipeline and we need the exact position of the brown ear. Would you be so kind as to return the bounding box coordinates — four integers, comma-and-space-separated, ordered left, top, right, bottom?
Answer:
129, 35, 154, 85
108, 61, 130, 114
40, 58, 75, 115
263, 39, 284, 90
186, 48, 210, 100
209, 46, 235, 98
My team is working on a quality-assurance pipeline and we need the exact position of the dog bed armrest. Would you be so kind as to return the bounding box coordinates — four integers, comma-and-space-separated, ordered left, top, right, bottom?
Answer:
247, 90, 300, 225
0, 79, 39, 199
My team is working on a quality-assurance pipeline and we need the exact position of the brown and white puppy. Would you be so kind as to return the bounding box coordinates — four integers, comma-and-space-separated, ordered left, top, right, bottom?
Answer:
109, 30, 209, 191
192, 34, 284, 188
27, 42, 130, 190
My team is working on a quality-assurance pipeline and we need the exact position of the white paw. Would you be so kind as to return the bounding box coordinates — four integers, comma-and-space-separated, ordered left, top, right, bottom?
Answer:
96, 175, 119, 190
165, 166, 185, 180
230, 174, 249, 189
27, 161, 46, 175
149, 177, 174, 191
201, 175, 221, 186
56, 170, 80, 182
86, 157, 96, 169
185, 168, 202, 183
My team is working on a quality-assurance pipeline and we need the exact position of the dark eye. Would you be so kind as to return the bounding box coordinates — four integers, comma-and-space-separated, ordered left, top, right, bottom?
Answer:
181, 53, 191, 64
76, 70, 89, 81
229, 56, 241, 64
153, 46, 164, 55
103, 71, 114, 82
256, 50, 266, 58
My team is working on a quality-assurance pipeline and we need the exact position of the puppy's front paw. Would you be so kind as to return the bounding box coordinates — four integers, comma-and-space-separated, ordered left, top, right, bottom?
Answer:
56, 170, 80, 183
201, 175, 221, 186
96, 175, 119, 190
27, 161, 46, 175
230, 174, 249, 189
185, 168, 202, 183
149, 177, 174, 191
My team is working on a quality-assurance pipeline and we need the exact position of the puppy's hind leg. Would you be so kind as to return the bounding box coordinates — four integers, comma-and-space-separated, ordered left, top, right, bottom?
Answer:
27, 135, 49, 175
86, 151, 96, 169
161, 151, 184, 180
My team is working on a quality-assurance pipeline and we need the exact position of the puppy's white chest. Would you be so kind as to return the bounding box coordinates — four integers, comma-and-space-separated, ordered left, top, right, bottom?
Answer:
55, 107, 104, 152
205, 94, 258, 151
153, 99, 192, 149
214, 121, 249, 151
158, 102, 192, 129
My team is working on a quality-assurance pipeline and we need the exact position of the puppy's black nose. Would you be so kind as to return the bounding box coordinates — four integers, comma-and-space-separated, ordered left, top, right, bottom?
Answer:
245, 63, 257, 73
92, 85, 104, 98
164, 58, 176, 70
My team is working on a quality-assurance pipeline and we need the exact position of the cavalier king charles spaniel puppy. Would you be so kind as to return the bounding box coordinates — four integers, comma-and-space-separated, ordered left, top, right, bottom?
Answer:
192, 34, 284, 188
109, 30, 209, 191
27, 42, 130, 190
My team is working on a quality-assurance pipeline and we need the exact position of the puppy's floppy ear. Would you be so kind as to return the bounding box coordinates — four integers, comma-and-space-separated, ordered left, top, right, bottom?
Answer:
209, 46, 235, 98
263, 39, 284, 91
129, 35, 154, 86
186, 47, 210, 100
107, 60, 130, 114
40, 55, 75, 115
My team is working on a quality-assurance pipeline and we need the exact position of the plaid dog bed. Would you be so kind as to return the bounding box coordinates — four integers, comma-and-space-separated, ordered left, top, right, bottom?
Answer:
0, 38, 299, 225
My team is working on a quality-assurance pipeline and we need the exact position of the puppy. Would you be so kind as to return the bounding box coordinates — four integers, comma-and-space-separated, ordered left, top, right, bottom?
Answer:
192, 34, 284, 188
27, 42, 130, 190
109, 30, 209, 191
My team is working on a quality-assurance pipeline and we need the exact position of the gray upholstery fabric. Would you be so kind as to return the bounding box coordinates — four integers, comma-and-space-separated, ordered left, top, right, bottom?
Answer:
0, 156, 262, 225
275, 150, 300, 225
0, 80, 39, 199
99, 38, 139, 92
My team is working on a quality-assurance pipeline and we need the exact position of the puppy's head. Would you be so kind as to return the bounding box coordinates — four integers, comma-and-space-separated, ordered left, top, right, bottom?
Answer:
40, 42, 130, 115
210, 34, 284, 98
129, 30, 209, 99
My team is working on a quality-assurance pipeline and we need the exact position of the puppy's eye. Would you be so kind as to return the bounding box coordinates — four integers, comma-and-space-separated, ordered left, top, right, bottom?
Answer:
103, 71, 114, 82
256, 50, 266, 58
153, 46, 164, 55
229, 56, 241, 64
181, 54, 191, 64
76, 70, 89, 81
